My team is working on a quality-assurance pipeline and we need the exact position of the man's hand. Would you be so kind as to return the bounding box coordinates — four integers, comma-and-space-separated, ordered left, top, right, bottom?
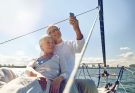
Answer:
69, 15, 83, 40
69, 16, 79, 31
50, 76, 64, 93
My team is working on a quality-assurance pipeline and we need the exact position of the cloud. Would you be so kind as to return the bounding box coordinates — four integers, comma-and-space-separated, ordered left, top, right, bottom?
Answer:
119, 52, 134, 58
76, 47, 135, 67
120, 47, 131, 51
1, 46, 135, 67
0, 54, 33, 66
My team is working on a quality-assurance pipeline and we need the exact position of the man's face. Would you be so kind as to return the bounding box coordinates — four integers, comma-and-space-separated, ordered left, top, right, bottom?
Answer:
47, 26, 61, 41
41, 37, 54, 54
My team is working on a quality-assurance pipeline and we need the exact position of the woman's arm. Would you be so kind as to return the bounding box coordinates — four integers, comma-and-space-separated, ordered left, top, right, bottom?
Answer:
26, 61, 45, 78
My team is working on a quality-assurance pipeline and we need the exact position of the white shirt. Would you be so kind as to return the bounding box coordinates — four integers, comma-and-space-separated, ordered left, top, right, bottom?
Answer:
54, 38, 85, 78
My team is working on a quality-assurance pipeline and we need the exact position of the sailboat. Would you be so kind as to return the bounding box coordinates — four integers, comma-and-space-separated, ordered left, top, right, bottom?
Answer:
0, 0, 134, 93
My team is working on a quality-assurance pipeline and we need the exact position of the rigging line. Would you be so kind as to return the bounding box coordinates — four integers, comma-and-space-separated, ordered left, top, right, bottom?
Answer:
97, 64, 101, 88
119, 82, 127, 93
82, 64, 87, 79
0, 26, 47, 45
116, 66, 124, 91
124, 67, 135, 75
110, 66, 124, 93
83, 63, 92, 79
0, 7, 98, 45
53, 6, 99, 25
63, 10, 99, 93
115, 67, 124, 92
117, 66, 124, 82
85, 64, 92, 79
77, 67, 82, 79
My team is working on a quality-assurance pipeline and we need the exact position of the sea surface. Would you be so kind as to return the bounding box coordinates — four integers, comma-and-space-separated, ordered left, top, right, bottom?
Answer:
11, 67, 135, 93
76, 68, 135, 93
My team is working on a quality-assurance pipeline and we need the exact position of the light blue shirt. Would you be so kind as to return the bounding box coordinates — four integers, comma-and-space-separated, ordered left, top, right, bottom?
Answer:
28, 55, 67, 80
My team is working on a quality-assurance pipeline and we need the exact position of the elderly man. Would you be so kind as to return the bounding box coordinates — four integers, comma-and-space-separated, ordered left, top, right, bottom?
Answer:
47, 14, 85, 80
46, 14, 85, 93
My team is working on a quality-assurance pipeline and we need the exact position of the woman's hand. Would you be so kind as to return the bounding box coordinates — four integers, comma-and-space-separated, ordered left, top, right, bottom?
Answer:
37, 73, 46, 79
50, 76, 64, 93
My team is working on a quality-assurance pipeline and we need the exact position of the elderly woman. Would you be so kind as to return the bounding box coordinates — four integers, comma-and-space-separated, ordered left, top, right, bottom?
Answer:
0, 35, 67, 93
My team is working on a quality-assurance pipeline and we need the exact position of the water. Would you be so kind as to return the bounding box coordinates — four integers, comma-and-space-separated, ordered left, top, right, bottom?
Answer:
76, 68, 135, 93
11, 68, 135, 93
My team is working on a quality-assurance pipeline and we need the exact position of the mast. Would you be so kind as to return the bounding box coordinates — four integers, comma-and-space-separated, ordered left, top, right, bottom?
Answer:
98, 0, 106, 67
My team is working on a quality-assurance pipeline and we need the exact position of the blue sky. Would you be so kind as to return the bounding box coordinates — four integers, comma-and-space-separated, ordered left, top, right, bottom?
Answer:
0, 0, 135, 66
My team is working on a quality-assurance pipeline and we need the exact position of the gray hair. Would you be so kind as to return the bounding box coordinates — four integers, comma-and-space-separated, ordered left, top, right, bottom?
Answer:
47, 25, 59, 34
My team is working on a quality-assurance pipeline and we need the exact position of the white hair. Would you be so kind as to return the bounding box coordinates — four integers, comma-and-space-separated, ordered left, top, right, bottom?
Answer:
39, 34, 52, 47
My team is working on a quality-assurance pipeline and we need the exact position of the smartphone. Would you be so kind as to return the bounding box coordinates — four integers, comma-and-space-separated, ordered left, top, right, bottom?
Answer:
70, 12, 75, 17
70, 12, 76, 19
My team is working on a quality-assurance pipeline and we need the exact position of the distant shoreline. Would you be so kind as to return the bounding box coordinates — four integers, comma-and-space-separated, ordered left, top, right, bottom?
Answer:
0, 66, 132, 69
0, 66, 26, 68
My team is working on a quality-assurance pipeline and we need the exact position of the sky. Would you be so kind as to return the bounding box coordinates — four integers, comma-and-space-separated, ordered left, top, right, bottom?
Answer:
0, 0, 135, 66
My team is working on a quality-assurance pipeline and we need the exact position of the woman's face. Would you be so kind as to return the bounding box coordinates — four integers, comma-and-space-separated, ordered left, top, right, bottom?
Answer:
41, 37, 54, 54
